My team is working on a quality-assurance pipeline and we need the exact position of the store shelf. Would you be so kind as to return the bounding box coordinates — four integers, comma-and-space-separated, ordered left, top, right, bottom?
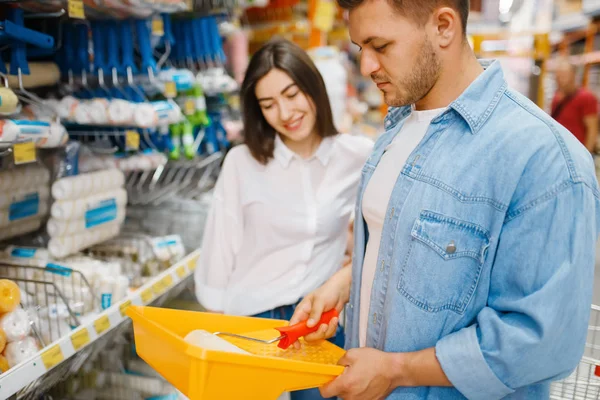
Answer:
583, 1, 600, 17
547, 50, 600, 70
552, 13, 591, 33
0, 248, 201, 400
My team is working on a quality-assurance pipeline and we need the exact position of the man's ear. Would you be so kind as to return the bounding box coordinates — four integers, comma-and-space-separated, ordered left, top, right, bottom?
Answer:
432, 7, 460, 48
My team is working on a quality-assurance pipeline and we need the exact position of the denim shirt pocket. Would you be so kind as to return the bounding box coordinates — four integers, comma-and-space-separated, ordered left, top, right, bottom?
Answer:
398, 210, 490, 314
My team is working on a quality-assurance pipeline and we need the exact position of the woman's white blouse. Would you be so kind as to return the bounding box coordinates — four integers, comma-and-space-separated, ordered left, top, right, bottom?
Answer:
195, 133, 373, 315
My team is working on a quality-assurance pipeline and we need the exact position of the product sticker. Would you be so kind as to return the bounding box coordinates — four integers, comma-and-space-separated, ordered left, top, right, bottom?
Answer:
85, 198, 117, 229
9, 193, 39, 221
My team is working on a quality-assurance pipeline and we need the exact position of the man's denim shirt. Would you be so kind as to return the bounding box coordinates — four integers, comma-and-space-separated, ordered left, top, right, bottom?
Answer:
345, 60, 600, 399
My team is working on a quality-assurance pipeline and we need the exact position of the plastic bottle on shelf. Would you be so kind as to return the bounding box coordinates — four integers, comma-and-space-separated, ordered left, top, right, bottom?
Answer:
0, 279, 20, 314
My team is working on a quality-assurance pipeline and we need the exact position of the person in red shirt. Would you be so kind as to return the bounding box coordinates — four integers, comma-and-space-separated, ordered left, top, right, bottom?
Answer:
552, 60, 599, 152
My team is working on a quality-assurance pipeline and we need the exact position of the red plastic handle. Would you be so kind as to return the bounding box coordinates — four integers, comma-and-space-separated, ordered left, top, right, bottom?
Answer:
275, 309, 339, 350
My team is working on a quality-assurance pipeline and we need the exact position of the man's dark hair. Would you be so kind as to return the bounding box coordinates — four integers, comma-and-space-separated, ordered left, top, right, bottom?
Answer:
240, 38, 338, 165
337, 0, 469, 35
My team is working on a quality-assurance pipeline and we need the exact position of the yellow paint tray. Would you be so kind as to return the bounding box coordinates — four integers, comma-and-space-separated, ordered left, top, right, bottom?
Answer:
127, 306, 345, 400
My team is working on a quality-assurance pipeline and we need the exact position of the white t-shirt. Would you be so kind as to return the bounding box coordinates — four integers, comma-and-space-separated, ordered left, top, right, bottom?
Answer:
195, 133, 373, 316
359, 107, 445, 347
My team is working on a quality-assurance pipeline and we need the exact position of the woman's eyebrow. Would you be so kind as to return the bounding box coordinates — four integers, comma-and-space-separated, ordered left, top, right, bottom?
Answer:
257, 83, 297, 102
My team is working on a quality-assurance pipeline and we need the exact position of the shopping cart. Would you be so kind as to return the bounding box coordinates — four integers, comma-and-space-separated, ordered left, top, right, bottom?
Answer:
551, 305, 600, 399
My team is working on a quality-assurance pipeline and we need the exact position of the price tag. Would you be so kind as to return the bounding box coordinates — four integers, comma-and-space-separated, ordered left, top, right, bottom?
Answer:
125, 130, 140, 151
313, 0, 336, 32
184, 99, 196, 115
41, 344, 64, 369
70, 328, 90, 351
94, 316, 111, 335
187, 258, 197, 271
68, 0, 85, 19
152, 280, 166, 296
176, 265, 187, 278
152, 16, 164, 37
162, 275, 173, 289
141, 288, 154, 304
164, 81, 177, 98
119, 300, 132, 317
13, 142, 36, 165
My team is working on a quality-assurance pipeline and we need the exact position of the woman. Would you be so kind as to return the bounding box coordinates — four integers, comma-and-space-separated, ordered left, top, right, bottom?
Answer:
194, 38, 372, 399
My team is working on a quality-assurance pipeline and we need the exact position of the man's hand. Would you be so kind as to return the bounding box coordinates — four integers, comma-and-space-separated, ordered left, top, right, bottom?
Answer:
320, 348, 397, 399
320, 347, 452, 399
289, 266, 352, 345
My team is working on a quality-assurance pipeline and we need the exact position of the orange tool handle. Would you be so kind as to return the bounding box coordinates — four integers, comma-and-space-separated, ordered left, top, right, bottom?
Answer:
275, 309, 339, 349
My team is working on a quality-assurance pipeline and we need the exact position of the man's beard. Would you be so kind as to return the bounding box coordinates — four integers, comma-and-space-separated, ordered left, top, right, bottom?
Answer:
373, 37, 441, 108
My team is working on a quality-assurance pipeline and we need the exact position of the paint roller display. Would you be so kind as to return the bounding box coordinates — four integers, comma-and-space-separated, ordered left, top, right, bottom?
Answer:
0, 186, 49, 211
48, 223, 121, 258
51, 188, 127, 220
0, 165, 50, 192
0, 87, 20, 116
0, 219, 42, 241
47, 208, 126, 237
0, 197, 48, 228
0, 280, 20, 314
0, 119, 50, 145
51, 169, 125, 201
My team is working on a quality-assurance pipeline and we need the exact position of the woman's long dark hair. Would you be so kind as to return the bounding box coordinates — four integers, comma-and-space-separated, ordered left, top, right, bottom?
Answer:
240, 38, 338, 164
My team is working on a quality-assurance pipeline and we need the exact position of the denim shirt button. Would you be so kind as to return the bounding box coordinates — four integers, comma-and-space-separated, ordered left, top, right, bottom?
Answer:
373, 313, 377, 324
446, 241, 457, 254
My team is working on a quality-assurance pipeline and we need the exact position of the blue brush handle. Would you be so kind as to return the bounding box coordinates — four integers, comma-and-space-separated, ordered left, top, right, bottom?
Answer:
136, 19, 157, 74
162, 13, 175, 47
191, 18, 202, 64
200, 18, 212, 63
183, 19, 194, 63
92, 22, 107, 73
105, 21, 122, 75
210, 17, 226, 64
172, 21, 183, 65
120, 20, 137, 74
4, 20, 54, 49
9, 9, 28, 75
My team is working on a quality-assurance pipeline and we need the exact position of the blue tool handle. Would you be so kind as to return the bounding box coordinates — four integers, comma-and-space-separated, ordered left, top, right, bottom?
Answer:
210, 17, 226, 63
190, 18, 201, 63
91, 22, 106, 72
120, 20, 137, 74
61, 24, 75, 74
105, 21, 122, 74
4, 20, 54, 49
200, 18, 212, 62
162, 13, 175, 46
136, 19, 157, 73
183, 20, 193, 62
9, 9, 28, 75
76, 23, 91, 73
172, 21, 183, 64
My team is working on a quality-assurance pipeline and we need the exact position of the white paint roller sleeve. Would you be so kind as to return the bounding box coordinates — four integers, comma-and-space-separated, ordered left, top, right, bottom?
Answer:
0, 165, 50, 192
184, 329, 250, 355
0, 186, 50, 209
51, 188, 127, 221
51, 169, 125, 201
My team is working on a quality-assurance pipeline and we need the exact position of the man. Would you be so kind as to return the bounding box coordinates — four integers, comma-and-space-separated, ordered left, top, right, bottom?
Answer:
289, 0, 600, 399
552, 60, 599, 153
